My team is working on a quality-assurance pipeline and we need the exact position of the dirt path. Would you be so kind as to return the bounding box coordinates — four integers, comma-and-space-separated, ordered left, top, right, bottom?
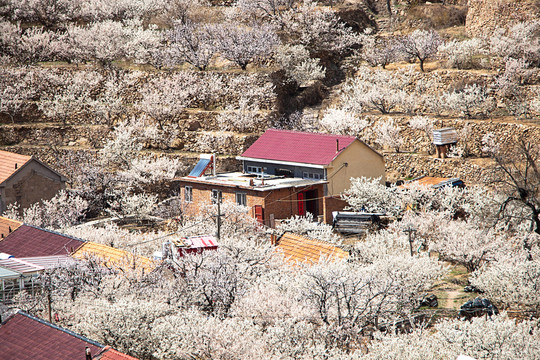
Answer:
445, 289, 462, 310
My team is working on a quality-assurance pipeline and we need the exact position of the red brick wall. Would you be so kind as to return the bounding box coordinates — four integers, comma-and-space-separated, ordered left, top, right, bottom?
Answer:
323, 196, 348, 224
176, 180, 325, 227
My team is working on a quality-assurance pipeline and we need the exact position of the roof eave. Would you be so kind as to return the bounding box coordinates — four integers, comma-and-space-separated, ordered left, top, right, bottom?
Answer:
236, 156, 327, 169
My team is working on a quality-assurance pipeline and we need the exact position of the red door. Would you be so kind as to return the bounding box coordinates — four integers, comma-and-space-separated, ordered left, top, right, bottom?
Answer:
298, 192, 305, 216
253, 205, 264, 224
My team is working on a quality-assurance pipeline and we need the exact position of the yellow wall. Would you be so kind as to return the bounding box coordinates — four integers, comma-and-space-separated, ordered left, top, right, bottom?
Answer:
326, 140, 385, 196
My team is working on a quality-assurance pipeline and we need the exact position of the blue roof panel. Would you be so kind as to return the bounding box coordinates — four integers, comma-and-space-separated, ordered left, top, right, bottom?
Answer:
188, 158, 211, 177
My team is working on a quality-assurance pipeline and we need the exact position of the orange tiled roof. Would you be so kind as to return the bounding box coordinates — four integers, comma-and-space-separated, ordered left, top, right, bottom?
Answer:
276, 232, 348, 265
94, 347, 139, 360
399, 176, 450, 188
72, 242, 156, 273
0, 216, 22, 240
0, 150, 31, 184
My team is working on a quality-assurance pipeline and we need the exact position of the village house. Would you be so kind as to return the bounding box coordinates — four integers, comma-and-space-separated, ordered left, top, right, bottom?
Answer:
175, 129, 385, 225
237, 129, 385, 196
0, 310, 139, 360
0, 150, 67, 214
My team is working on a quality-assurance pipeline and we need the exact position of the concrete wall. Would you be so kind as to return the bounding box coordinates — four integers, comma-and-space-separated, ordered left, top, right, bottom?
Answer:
326, 140, 385, 196
0, 159, 65, 213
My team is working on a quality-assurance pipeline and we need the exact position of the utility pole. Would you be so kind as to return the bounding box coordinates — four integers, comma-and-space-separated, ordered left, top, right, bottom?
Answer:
404, 225, 417, 257
47, 291, 52, 323
216, 198, 222, 240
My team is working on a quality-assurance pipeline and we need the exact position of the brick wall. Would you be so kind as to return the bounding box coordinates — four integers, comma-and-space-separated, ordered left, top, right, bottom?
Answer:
176, 180, 325, 227
2, 169, 65, 212
322, 196, 348, 224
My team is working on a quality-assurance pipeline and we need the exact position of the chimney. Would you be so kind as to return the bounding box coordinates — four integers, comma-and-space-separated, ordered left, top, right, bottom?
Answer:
336, 139, 339, 152
85, 347, 92, 360
14, 163, 17, 169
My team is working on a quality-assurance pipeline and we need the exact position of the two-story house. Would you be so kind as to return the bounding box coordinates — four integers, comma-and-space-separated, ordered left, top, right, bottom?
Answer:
236, 129, 385, 196
175, 129, 385, 226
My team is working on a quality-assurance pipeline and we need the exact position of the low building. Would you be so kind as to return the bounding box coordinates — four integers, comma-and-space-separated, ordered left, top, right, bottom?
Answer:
72, 242, 156, 273
0, 150, 67, 213
272, 232, 348, 265
0, 311, 138, 360
0, 223, 85, 258
0, 255, 44, 303
176, 171, 326, 227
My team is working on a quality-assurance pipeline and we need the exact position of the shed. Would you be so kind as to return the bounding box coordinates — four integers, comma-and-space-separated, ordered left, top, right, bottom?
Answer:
173, 235, 219, 257
0, 256, 44, 303
432, 128, 459, 159
273, 232, 348, 265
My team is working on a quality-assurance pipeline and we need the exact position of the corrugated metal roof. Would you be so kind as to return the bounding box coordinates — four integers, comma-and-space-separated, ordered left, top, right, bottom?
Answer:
0, 311, 104, 360
276, 232, 348, 265
0, 216, 22, 240
0, 150, 31, 184
0, 225, 85, 257
0, 257, 44, 274
0, 265, 20, 279
240, 129, 357, 166
433, 128, 458, 145
182, 235, 218, 248
72, 242, 156, 272
19, 255, 75, 269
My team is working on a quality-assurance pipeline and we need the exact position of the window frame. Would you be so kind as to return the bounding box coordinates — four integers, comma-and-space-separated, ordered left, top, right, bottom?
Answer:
184, 186, 193, 203
235, 192, 247, 206
246, 165, 262, 174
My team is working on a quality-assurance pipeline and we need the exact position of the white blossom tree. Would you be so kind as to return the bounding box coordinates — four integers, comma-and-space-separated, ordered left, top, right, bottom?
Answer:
210, 22, 279, 70
4, 190, 88, 229
274, 44, 325, 86
442, 83, 494, 118
398, 29, 442, 72
375, 118, 403, 152
439, 37, 487, 70
319, 107, 368, 135
166, 21, 215, 71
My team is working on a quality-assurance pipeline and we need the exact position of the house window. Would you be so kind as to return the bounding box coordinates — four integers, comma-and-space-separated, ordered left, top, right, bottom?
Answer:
184, 186, 193, 202
211, 189, 222, 204
302, 172, 322, 180
236, 192, 247, 206
246, 166, 262, 174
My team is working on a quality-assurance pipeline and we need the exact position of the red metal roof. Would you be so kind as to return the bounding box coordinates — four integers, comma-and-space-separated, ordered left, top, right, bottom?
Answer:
0, 150, 31, 184
0, 225, 85, 257
0, 311, 103, 360
184, 235, 218, 249
240, 129, 357, 166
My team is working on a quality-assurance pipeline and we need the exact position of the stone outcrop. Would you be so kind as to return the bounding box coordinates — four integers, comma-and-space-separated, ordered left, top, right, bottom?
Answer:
466, 0, 540, 37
